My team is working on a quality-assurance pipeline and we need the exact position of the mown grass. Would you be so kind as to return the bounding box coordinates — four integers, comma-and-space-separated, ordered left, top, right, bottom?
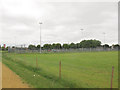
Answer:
2, 51, 118, 88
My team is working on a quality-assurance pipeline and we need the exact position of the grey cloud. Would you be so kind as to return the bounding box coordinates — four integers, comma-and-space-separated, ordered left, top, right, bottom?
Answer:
0, 1, 118, 46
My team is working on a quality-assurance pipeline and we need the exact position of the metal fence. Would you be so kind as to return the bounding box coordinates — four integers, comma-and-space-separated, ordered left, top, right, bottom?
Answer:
8, 47, 119, 53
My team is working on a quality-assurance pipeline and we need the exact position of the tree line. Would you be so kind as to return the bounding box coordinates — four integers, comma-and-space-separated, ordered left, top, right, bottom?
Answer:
1, 39, 119, 51
27, 39, 120, 50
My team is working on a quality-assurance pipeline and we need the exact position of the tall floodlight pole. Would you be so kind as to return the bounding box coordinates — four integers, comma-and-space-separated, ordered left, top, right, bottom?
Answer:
39, 22, 42, 53
80, 29, 84, 40
103, 32, 106, 50
103, 32, 106, 44
14, 36, 16, 53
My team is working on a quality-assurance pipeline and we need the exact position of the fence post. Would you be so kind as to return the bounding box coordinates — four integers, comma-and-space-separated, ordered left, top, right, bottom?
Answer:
111, 66, 114, 89
59, 61, 61, 79
14, 53, 15, 60
36, 56, 38, 69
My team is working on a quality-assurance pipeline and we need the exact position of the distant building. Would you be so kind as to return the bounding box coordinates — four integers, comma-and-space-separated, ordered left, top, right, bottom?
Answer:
3, 44, 6, 48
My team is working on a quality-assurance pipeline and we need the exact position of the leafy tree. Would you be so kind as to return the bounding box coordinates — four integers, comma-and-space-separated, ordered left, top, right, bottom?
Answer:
113, 44, 119, 49
48, 43, 61, 49
76, 43, 81, 48
43, 44, 52, 50
12, 46, 15, 48
48, 44, 52, 49
63, 44, 69, 49
37, 45, 40, 49
51, 43, 55, 49
28, 45, 36, 50
6, 47, 8, 50
2, 46, 5, 50
80, 39, 101, 48
103, 44, 109, 48
69, 43, 77, 49
56, 43, 61, 49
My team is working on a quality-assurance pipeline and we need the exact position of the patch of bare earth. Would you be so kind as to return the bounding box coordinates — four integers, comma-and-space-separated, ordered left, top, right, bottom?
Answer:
2, 62, 29, 88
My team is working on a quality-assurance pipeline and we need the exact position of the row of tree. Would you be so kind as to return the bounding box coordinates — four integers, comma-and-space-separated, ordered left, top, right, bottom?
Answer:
27, 39, 120, 50
1, 39, 119, 50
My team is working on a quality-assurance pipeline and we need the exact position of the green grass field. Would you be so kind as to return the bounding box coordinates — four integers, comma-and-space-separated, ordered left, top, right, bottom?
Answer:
2, 51, 118, 88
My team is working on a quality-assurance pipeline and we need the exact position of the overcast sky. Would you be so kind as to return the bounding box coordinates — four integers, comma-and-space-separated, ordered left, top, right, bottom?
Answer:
0, 0, 118, 47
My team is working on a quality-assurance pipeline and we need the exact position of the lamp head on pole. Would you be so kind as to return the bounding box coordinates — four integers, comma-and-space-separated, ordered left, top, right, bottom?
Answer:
103, 32, 106, 35
39, 22, 42, 24
80, 29, 84, 31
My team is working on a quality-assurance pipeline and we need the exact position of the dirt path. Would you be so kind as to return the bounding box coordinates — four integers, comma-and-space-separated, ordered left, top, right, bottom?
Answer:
0, 62, 2, 89
2, 62, 29, 88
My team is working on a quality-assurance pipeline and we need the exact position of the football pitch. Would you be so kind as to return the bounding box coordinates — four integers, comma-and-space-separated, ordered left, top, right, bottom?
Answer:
2, 51, 118, 88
